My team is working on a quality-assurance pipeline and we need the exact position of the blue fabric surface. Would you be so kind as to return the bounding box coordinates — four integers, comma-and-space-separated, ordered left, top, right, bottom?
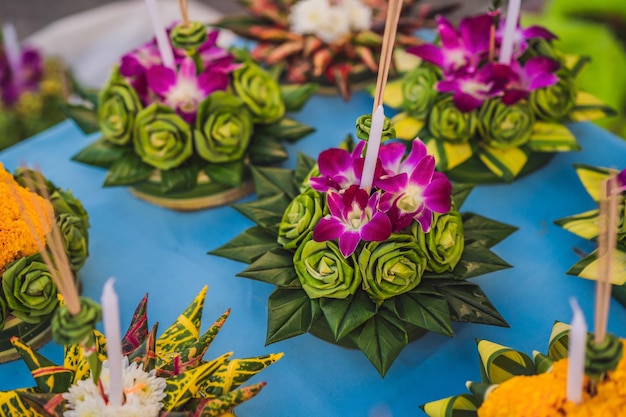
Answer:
1, 90, 626, 417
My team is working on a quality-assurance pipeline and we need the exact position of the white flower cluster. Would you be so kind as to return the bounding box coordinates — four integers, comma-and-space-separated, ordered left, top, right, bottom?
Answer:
290, 0, 373, 44
63, 357, 167, 417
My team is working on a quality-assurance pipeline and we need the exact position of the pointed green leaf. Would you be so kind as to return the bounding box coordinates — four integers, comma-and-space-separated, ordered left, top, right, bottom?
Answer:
568, 91, 617, 122
72, 137, 129, 169
435, 281, 508, 327
451, 183, 474, 209
425, 135, 474, 172
393, 288, 454, 336
391, 112, 425, 140
573, 164, 613, 202
160, 162, 201, 194
209, 226, 280, 264
266, 288, 316, 344
204, 160, 248, 187
250, 165, 298, 200
421, 394, 479, 417
281, 83, 318, 112
294, 152, 317, 186
423, 241, 512, 280
476, 339, 534, 384
248, 134, 289, 165
461, 213, 518, 248
477, 144, 528, 182
257, 117, 315, 143
350, 309, 408, 377
319, 291, 377, 341
233, 193, 291, 231
238, 248, 299, 287
554, 209, 599, 240
533, 351, 554, 374
567, 248, 626, 285
548, 321, 570, 361
61, 103, 99, 134
103, 152, 154, 186
527, 122, 579, 152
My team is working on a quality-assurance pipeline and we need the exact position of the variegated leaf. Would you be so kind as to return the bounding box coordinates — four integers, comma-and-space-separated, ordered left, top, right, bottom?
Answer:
548, 321, 570, 360
10, 337, 73, 393
567, 248, 626, 285
554, 209, 599, 240
421, 394, 479, 417
527, 122, 579, 152
568, 91, 617, 122
476, 339, 535, 384
425, 137, 473, 171
574, 164, 614, 202
477, 144, 528, 182
391, 112, 424, 140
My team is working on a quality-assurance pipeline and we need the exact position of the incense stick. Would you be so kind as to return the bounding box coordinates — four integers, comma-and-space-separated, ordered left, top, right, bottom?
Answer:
372, 0, 403, 111
178, 0, 189, 26
594, 176, 618, 344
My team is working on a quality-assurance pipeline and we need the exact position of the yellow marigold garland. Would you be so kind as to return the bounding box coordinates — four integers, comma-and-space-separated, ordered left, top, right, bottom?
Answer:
479, 342, 626, 417
0, 162, 53, 271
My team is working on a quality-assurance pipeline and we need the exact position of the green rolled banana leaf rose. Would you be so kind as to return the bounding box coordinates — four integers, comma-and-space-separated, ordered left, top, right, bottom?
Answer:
52, 297, 102, 345
2, 255, 58, 324
98, 68, 143, 146
294, 235, 361, 299
530, 69, 577, 122
232, 62, 285, 124
414, 211, 464, 274
133, 103, 193, 170
402, 66, 439, 119
57, 213, 89, 272
170, 21, 208, 50
478, 99, 535, 149
355, 113, 396, 142
358, 234, 426, 302
429, 95, 478, 143
50, 189, 90, 230
194, 91, 253, 163
278, 189, 325, 250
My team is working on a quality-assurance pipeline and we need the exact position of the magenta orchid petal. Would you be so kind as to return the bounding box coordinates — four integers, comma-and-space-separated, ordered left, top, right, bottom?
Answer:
459, 14, 492, 54
525, 56, 560, 75
414, 208, 434, 233
197, 71, 229, 94
377, 191, 395, 212
528, 72, 559, 91
453, 91, 484, 112
522, 25, 557, 41
407, 44, 444, 68
338, 231, 362, 257
178, 57, 197, 80
423, 179, 452, 213
319, 148, 353, 177
326, 191, 346, 218
436, 79, 459, 93
146, 65, 176, 96
437, 16, 462, 50
618, 169, 626, 192
361, 212, 392, 241
408, 156, 435, 186
378, 141, 406, 173
502, 89, 528, 105
376, 173, 408, 194
313, 216, 346, 242
401, 139, 428, 172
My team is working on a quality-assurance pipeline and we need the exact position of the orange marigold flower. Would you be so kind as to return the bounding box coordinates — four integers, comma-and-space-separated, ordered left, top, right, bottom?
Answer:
0, 163, 54, 271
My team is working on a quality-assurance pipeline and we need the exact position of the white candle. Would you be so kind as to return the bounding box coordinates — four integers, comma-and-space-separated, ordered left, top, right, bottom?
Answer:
498, 0, 521, 64
360, 105, 385, 191
102, 278, 124, 406
144, 0, 175, 69
567, 297, 587, 404
2, 23, 22, 79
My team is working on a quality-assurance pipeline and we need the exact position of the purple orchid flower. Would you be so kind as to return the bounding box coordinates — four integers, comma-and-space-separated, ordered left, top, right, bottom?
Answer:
617, 169, 626, 193
147, 56, 229, 122
120, 42, 163, 100
496, 18, 557, 59
310, 141, 368, 193
437, 62, 513, 112
407, 14, 492, 74
375, 139, 452, 233
313, 185, 392, 257
499, 56, 560, 105
0, 47, 43, 106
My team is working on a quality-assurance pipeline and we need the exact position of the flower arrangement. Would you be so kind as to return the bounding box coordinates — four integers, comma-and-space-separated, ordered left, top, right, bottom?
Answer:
213, 0, 457, 100
0, 40, 70, 150
382, 9, 616, 183
555, 165, 626, 307
0, 164, 89, 362
421, 322, 626, 417
69, 18, 316, 210
211, 117, 517, 376
3, 286, 282, 417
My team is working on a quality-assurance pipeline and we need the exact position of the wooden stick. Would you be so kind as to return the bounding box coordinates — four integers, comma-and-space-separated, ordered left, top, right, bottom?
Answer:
594, 176, 618, 344
20, 168, 81, 315
178, 0, 189, 26
372, 0, 403, 111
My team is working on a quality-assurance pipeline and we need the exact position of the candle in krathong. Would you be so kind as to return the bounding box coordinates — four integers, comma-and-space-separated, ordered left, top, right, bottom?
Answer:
360, 105, 385, 191
567, 297, 587, 404
498, 0, 521, 64
2, 23, 22, 79
144, 0, 175, 69
102, 278, 123, 406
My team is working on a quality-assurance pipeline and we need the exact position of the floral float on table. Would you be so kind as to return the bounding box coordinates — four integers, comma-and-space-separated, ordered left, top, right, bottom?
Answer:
0, 164, 89, 362
381, 10, 615, 183
68, 19, 316, 210
555, 165, 626, 308
211, 116, 517, 376
421, 321, 625, 417
0, 39, 70, 150
214, 0, 457, 100
2, 286, 282, 417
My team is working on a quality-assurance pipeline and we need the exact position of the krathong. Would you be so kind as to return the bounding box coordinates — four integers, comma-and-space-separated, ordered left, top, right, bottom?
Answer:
421, 322, 626, 417
382, 8, 615, 183
0, 164, 89, 362
2, 287, 282, 417
555, 165, 626, 308
68, 10, 316, 210
211, 117, 517, 376
0, 25, 69, 150
213, 0, 457, 100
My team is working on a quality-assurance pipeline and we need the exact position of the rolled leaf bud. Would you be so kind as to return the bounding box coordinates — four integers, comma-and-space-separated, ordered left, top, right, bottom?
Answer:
402, 66, 439, 119
478, 99, 534, 149
52, 297, 102, 345
355, 114, 395, 142
98, 68, 143, 146
428, 96, 478, 143
232, 62, 285, 124
170, 21, 208, 51
585, 333, 624, 378
530, 69, 577, 122
413, 211, 464, 274
278, 189, 324, 249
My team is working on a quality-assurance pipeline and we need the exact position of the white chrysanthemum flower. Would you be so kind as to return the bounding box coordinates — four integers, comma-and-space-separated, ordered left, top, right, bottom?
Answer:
314, 5, 351, 43
343, 0, 373, 32
63, 357, 167, 417
290, 0, 331, 36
